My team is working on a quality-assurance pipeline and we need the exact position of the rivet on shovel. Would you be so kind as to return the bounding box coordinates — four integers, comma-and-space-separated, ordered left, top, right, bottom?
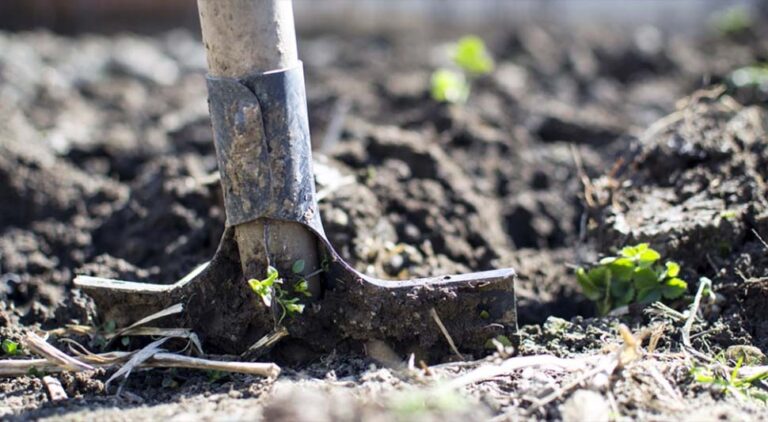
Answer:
75, 0, 517, 358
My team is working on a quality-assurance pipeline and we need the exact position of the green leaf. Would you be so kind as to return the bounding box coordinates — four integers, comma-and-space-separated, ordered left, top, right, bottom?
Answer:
2, 339, 19, 356
430, 69, 470, 104
577, 268, 602, 301
665, 261, 681, 278
293, 279, 312, 297
265, 266, 279, 284
285, 302, 305, 315
608, 257, 635, 282
637, 248, 661, 267
248, 276, 274, 307
610, 279, 632, 299
637, 287, 662, 305
619, 245, 639, 258
587, 266, 610, 288
635, 243, 649, 252
633, 267, 659, 290
662, 278, 687, 299
292, 259, 306, 274
452, 35, 495, 75
599, 256, 616, 265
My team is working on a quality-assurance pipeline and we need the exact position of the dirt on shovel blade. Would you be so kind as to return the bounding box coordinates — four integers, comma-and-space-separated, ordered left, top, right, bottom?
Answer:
2, 12, 768, 421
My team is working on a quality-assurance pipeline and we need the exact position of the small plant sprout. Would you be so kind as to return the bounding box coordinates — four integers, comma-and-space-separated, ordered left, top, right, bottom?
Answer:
293, 279, 311, 297
431, 69, 469, 104
248, 266, 279, 307
452, 35, 495, 76
727, 64, 768, 93
691, 357, 768, 403
712, 6, 753, 36
576, 243, 688, 315
430, 35, 494, 104
2, 339, 20, 356
247, 265, 306, 324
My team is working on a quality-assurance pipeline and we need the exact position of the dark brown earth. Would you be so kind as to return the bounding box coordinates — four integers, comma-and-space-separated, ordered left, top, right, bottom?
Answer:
1, 16, 768, 421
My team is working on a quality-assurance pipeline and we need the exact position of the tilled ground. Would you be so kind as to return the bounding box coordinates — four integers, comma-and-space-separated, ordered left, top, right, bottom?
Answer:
1, 19, 768, 421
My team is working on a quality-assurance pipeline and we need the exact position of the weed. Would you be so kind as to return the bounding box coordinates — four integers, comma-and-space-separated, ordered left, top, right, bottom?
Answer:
2, 339, 19, 356
576, 243, 688, 315
692, 358, 768, 403
248, 265, 305, 324
431, 35, 494, 104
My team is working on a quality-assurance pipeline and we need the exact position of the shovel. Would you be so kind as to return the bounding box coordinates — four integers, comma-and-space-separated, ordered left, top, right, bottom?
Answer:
75, 0, 517, 359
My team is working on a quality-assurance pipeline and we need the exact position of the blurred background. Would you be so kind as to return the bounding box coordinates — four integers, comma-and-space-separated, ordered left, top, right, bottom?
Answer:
0, 0, 764, 35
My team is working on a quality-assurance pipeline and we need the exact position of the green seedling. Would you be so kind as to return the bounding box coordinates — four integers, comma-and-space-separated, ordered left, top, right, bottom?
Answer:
248, 265, 305, 324
576, 243, 688, 315
484, 335, 512, 350
713, 6, 753, 36
692, 357, 768, 403
453, 35, 495, 75
2, 339, 19, 356
431, 69, 469, 104
293, 279, 311, 297
431, 35, 494, 104
727, 63, 768, 92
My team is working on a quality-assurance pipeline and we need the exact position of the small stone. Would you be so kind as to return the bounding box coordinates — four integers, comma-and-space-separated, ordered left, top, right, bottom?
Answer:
560, 390, 610, 422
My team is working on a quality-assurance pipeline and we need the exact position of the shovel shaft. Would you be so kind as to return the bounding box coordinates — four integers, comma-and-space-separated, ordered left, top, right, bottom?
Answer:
197, 0, 319, 285
197, 0, 298, 76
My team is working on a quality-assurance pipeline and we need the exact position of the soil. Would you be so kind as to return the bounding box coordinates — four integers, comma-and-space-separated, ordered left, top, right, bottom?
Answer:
1, 17, 768, 421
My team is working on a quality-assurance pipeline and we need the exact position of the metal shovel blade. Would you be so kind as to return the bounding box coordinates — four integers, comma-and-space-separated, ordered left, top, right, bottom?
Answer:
76, 225, 515, 357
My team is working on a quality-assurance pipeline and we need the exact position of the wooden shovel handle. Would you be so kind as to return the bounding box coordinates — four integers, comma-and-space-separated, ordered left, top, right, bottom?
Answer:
197, 0, 298, 77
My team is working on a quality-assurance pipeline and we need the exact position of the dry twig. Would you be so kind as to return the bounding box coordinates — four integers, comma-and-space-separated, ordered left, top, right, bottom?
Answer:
22, 332, 94, 372
430, 308, 464, 360
682, 278, 712, 361
106, 338, 169, 393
